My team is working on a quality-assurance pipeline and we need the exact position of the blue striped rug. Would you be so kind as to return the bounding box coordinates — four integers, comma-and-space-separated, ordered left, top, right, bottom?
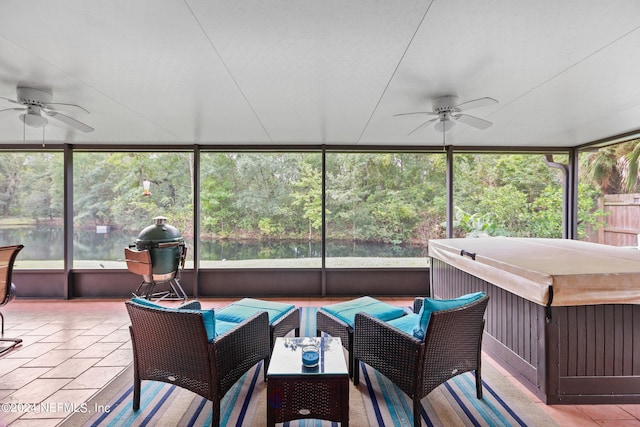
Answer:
71, 306, 556, 427
85, 361, 264, 426
360, 361, 536, 426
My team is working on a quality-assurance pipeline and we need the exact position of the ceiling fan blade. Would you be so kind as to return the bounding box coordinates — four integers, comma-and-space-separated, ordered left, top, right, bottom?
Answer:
454, 97, 498, 111
394, 111, 436, 117
44, 102, 90, 114
0, 107, 25, 118
407, 117, 438, 136
455, 113, 493, 130
0, 96, 20, 105
45, 111, 94, 132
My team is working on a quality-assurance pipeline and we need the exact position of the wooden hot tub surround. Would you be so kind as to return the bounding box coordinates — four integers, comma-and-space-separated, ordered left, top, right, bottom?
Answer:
428, 237, 640, 404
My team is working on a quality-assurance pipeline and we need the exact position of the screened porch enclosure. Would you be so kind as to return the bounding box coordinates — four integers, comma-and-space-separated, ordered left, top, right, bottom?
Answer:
1, 144, 593, 299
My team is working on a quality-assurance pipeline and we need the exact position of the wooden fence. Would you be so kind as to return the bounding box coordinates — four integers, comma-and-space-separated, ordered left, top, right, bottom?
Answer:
586, 193, 640, 247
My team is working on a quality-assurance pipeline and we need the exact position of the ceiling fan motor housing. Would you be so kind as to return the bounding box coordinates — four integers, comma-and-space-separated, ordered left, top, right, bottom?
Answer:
432, 95, 459, 113
17, 87, 53, 106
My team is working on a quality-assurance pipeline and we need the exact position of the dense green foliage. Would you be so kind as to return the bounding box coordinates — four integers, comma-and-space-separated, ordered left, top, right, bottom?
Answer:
73, 152, 194, 234
0, 147, 623, 246
453, 154, 607, 239
326, 153, 447, 244
0, 152, 63, 221
580, 139, 640, 193
200, 152, 447, 244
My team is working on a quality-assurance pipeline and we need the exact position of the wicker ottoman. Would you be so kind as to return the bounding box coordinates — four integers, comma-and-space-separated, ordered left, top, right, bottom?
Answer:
316, 296, 406, 377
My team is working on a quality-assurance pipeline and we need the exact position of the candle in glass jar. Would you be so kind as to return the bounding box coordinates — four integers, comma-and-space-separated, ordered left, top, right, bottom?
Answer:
302, 345, 319, 367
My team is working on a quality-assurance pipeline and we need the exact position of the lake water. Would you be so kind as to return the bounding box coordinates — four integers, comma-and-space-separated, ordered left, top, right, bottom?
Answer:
0, 227, 428, 262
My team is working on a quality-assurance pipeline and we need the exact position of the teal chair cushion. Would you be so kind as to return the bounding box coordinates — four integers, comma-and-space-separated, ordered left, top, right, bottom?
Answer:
387, 313, 420, 336
321, 296, 406, 327
130, 298, 216, 342
412, 292, 485, 340
215, 319, 241, 336
216, 298, 295, 324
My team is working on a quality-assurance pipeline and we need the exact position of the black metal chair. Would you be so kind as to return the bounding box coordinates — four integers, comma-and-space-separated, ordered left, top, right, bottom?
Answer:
0, 244, 24, 356
353, 294, 489, 427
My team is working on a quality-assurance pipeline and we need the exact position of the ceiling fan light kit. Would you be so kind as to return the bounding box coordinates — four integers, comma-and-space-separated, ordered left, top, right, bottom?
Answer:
434, 111, 455, 133
20, 109, 48, 128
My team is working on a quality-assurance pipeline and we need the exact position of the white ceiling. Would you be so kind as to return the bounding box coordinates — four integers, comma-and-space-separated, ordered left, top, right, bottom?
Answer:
1, 0, 640, 148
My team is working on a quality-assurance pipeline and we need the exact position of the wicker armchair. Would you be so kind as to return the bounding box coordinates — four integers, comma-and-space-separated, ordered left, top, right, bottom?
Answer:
125, 300, 271, 427
353, 294, 489, 427
0, 244, 24, 356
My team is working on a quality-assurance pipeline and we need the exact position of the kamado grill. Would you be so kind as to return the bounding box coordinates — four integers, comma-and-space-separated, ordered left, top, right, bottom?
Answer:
124, 216, 187, 301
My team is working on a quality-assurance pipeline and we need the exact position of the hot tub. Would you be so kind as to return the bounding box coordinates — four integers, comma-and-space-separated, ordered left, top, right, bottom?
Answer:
428, 237, 640, 404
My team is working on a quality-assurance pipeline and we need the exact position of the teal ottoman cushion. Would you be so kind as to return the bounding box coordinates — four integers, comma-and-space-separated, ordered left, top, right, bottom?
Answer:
320, 296, 405, 327
216, 298, 295, 324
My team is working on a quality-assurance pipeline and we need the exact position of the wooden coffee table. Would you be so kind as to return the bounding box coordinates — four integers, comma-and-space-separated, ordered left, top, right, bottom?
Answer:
267, 337, 349, 426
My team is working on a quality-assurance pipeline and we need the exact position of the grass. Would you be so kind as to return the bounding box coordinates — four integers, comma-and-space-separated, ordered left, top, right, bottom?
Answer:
0, 218, 37, 226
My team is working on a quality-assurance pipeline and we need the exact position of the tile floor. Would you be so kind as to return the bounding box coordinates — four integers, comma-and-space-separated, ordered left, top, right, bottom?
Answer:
0, 298, 639, 426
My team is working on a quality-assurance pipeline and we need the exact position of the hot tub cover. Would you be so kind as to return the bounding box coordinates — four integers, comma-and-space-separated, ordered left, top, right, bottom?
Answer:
428, 238, 640, 306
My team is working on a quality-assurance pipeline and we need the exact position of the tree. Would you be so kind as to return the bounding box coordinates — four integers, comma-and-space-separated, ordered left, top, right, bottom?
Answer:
0, 149, 618, 257
475, 184, 530, 235
530, 184, 607, 239
292, 162, 323, 240
618, 140, 640, 192
0, 154, 25, 217
581, 139, 640, 194
73, 152, 194, 232
20, 153, 63, 221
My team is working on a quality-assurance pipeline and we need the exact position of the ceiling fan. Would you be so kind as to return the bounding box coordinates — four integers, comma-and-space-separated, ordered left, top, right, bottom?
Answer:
0, 86, 94, 133
395, 95, 498, 135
